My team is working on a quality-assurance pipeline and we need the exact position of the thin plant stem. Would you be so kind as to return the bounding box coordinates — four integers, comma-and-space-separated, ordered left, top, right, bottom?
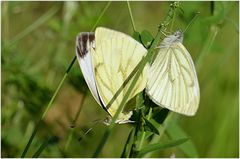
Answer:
64, 130, 74, 152
121, 128, 136, 158
73, 94, 86, 124
8, 7, 59, 47
21, 56, 76, 158
32, 137, 51, 158
158, 113, 175, 140
41, 74, 68, 119
41, 55, 77, 120
20, 121, 41, 158
138, 107, 153, 150
196, 25, 219, 71
127, 1, 136, 32
170, 11, 175, 32
91, 1, 111, 32
2, 2, 10, 41
64, 93, 86, 151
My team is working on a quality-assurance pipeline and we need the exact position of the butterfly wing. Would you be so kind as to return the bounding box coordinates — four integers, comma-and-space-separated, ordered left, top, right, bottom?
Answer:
146, 42, 200, 116
93, 27, 149, 121
76, 33, 103, 106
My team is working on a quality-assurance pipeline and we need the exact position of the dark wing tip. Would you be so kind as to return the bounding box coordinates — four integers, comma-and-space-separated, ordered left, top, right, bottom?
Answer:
76, 32, 95, 58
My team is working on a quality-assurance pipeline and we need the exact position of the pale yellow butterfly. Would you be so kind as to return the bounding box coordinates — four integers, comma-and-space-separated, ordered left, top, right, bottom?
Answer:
146, 30, 200, 116
76, 27, 149, 123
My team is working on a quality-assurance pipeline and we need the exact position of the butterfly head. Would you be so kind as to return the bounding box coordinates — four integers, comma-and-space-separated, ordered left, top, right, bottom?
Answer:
160, 30, 183, 48
171, 30, 183, 43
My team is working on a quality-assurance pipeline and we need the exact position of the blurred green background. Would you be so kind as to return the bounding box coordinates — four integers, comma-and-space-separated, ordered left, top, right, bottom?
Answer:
1, 1, 239, 158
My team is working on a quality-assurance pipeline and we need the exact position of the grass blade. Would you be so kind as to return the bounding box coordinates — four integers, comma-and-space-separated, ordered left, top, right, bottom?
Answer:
32, 138, 51, 158
91, 1, 111, 32
166, 122, 199, 157
21, 121, 41, 158
121, 128, 135, 158
137, 138, 189, 157
127, 1, 136, 32
8, 6, 59, 47
64, 94, 86, 151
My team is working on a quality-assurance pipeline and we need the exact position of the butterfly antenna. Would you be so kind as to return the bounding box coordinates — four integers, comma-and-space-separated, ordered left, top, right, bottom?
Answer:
183, 12, 200, 33
78, 127, 94, 142
78, 118, 103, 142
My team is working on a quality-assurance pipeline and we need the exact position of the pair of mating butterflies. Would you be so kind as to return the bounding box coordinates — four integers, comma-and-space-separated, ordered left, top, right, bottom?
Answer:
76, 27, 200, 124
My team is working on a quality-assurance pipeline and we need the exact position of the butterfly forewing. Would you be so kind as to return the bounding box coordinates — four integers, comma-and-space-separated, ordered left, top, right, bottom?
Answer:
93, 27, 149, 121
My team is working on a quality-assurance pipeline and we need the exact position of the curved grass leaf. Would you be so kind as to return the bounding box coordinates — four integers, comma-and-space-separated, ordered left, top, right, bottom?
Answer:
166, 122, 199, 157
121, 128, 135, 158
137, 138, 189, 157
8, 6, 59, 47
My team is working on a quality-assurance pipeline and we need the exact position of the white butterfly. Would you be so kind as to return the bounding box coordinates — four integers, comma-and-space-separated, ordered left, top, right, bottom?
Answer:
146, 30, 200, 116
76, 27, 149, 123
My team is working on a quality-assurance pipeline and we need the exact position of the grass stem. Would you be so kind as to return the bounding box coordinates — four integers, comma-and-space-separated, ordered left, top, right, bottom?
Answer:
64, 94, 86, 151
138, 107, 153, 151
196, 25, 219, 71
91, 1, 111, 32
8, 7, 59, 47
127, 1, 136, 32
